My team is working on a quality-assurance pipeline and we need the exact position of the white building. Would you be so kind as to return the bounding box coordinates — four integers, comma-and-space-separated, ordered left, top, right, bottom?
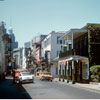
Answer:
41, 31, 66, 62
22, 42, 31, 69
13, 48, 23, 68
41, 31, 66, 77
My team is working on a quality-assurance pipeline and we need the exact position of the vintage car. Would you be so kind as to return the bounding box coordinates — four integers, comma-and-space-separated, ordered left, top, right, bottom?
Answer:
17, 71, 34, 84
13, 69, 28, 83
39, 72, 54, 81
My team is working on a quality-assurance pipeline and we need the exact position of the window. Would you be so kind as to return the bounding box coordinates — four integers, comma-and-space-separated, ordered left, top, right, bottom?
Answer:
69, 44, 72, 50
63, 40, 65, 44
60, 40, 62, 44
57, 36, 62, 44
44, 37, 51, 47
64, 47, 67, 52
44, 41, 46, 47
57, 36, 60, 44
56, 51, 60, 57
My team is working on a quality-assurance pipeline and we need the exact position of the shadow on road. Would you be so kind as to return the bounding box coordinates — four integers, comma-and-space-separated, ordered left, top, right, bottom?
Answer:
0, 76, 32, 99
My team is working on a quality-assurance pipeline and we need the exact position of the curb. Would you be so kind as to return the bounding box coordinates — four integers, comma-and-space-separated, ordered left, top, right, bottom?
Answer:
53, 79, 100, 93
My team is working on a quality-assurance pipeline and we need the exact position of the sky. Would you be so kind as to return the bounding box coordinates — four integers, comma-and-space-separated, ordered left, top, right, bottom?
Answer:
0, 0, 100, 47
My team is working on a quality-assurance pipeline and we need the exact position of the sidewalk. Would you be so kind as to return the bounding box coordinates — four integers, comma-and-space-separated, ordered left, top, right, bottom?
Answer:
53, 78, 100, 93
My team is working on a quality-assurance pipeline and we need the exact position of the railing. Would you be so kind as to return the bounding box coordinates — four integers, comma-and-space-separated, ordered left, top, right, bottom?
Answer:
59, 50, 73, 58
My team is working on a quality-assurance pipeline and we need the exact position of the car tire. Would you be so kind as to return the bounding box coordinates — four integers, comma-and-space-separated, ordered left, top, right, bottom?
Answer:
19, 81, 22, 84
32, 79, 34, 83
41, 78, 43, 81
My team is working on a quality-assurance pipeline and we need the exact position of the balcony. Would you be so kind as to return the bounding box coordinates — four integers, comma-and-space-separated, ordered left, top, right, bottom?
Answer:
59, 50, 73, 58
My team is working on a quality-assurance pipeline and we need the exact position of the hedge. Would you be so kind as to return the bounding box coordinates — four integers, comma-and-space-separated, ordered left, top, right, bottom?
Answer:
90, 65, 100, 82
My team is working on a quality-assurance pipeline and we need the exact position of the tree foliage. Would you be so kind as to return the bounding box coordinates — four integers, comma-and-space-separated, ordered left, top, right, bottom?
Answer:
86, 23, 100, 66
90, 65, 100, 82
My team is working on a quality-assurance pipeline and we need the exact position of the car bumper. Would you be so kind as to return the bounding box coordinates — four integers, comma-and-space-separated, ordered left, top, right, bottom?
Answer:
21, 79, 34, 83
42, 77, 53, 80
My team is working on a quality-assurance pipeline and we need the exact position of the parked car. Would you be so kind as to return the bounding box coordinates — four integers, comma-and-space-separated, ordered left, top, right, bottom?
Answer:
39, 72, 54, 81
17, 72, 34, 84
13, 69, 28, 83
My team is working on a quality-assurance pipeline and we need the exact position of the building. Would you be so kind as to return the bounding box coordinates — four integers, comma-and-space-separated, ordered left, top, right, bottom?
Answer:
7, 27, 18, 71
24, 42, 30, 48
22, 42, 31, 69
0, 21, 19, 76
0, 24, 6, 80
31, 35, 47, 69
31, 35, 47, 57
13, 48, 23, 69
8, 27, 18, 52
57, 23, 100, 84
0, 21, 12, 79
41, 31, 66, 77
32, 34, 47, 44
0, 21, 6, 34
33, 43, 41, 65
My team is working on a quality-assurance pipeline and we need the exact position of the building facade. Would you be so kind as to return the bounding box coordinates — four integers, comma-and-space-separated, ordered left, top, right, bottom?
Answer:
22, 42, 31, 69
8, 27, 18, 52
58, 23, 100, 84
13, 48, 23, 69
41, 31, 66, 76
0, 24, 6, 80
31, 35, 47, 66
0, 21, 12, 79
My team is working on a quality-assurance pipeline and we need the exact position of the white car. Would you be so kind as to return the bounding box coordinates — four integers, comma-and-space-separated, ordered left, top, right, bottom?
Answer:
17, 72, 34, 84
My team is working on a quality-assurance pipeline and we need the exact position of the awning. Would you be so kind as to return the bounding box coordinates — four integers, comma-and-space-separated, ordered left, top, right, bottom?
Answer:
58, 55, 89, 64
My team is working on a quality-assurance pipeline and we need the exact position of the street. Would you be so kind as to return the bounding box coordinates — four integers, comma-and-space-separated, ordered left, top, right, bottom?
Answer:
0, 77, 31, 99
0, 1, 100, 99
0, 76, 100, 99
22, 77, 100, 99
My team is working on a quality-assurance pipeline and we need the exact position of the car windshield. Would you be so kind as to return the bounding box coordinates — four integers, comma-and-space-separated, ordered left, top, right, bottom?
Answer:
21, 72, 31, 76
43, 73, 51, 75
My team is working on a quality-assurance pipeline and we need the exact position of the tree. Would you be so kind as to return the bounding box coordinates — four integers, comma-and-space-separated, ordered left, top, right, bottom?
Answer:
90, 65, 100, 82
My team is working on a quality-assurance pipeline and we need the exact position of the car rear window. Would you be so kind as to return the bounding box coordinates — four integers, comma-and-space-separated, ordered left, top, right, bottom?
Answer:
42, 73, 51, 75
21, 72, 31, 76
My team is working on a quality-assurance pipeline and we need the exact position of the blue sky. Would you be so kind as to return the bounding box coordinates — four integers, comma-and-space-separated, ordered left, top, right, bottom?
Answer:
0, 0, 100, 47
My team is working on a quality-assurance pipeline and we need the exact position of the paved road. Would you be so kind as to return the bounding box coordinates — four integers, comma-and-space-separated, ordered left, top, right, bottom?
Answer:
0, 77, 31, 99
1, 76, 100, 99
22, 77, 100, 99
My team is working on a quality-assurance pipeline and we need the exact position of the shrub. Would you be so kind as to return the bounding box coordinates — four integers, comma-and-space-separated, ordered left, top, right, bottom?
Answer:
90, 65, 100, 82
